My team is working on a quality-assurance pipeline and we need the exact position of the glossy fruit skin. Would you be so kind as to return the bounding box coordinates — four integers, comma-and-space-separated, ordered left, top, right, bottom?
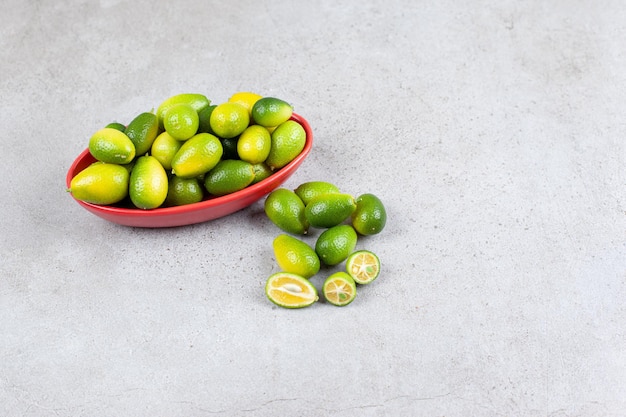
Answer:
304, 193, 356, 228
156, 93, 211, 130
69, 162, 129, 205
125, 112, 159, 156
150, 131, 183, 171
170, 133, 223, 178
165, 176, 204, 207
273, 234, 320, 278
204, 159, 255, 196
163, 103, 199, 140
88, 128, 136, 164
264, 188, 309, 235
351, 193, 387, 235
251, 97, 293, 127
237, 125, 271, 164
197, 105, 217, 135
251, 163, 272, 184
266, 120, 306, 170
294, 181, 340, 205
228, 91, 262, 116
66, 112, 312, 228
129, 155, 168, 209
315, 224, 358, 266
209, 102, 250, 139
105, 122, 126, 132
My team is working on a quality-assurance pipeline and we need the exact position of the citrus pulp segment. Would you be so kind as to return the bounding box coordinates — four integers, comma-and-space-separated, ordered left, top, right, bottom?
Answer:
322, 272, 357, 306
265, 272, 318, 308
346, 250, 381, 284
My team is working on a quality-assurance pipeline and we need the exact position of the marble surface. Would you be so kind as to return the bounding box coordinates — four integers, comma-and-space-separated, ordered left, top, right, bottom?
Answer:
1, 1, 625, 416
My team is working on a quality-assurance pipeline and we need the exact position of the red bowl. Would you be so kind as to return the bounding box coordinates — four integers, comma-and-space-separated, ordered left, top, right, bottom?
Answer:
66, 113, 313, 228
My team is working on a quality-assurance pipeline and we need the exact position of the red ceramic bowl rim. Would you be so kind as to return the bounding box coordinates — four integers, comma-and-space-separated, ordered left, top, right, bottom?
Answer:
66, 113, 313, 220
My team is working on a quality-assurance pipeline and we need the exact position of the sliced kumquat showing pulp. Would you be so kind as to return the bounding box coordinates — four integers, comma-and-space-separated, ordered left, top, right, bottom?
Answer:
345, 250, 381, 285
322, 272, 357, 306
265, 272, 318, 309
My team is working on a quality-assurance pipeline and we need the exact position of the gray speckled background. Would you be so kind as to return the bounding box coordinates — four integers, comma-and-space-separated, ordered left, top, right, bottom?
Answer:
2, 1, 625, 416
